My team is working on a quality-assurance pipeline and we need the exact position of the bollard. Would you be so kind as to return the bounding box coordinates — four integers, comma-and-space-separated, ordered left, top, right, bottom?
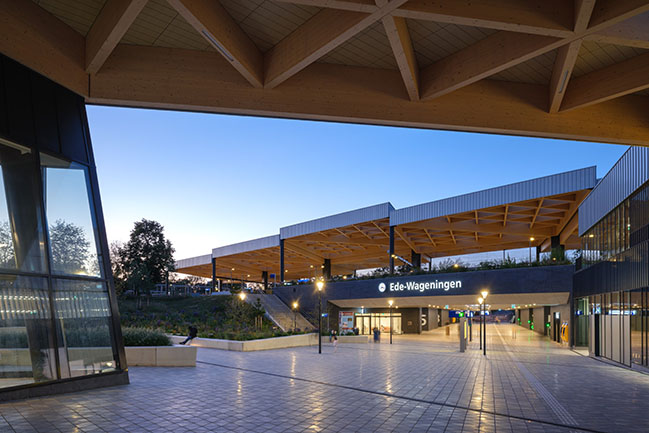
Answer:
459, 318, 467, 352
445, 326, 450, 336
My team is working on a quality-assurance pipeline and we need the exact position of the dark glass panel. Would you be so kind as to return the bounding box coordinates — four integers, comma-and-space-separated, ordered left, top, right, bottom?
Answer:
0, 139, 47, 272
53, 279, 116, 377
41, 154, 102, 278
0, 275, 56, 388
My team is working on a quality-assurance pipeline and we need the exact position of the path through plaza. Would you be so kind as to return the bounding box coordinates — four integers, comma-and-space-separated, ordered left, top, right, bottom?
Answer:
0, 324, 648, 432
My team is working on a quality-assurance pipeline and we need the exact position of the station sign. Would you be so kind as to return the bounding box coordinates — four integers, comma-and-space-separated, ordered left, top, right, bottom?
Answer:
378, 279, 461, 294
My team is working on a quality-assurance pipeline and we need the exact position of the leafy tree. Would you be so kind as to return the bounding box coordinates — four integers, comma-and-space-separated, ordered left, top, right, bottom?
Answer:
121, 219, 175, 298
49, 219, 92, 274
109, 241, 127, 295
0, 221, 15, 268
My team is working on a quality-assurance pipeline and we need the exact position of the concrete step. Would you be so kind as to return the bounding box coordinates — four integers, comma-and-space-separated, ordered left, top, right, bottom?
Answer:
246, 293, 313, 332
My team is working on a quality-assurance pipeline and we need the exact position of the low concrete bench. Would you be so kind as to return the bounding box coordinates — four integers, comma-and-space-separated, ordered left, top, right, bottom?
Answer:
125, 346, 196, 367
169, 333, 318, 352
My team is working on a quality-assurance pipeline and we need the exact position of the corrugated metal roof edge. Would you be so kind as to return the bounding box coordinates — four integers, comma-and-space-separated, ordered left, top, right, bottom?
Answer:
390, 166, 597, 226
211, 234, 280, 258
279, 202, 394, 239
176, 254, 212, 270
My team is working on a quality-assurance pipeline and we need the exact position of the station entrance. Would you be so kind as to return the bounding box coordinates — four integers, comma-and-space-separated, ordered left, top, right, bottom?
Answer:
355, 313, 402, 335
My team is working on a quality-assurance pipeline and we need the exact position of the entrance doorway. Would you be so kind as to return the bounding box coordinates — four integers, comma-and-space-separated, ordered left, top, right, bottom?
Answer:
356, 313, 402, 335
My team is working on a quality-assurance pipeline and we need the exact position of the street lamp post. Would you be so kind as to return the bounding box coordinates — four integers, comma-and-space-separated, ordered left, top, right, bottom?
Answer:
481, 290, 489, 356
529, 237, 535, 263
388, 300, 394, 344
478, 297, 483, 350
292, 301, 298, 331
316, 280, 324, 354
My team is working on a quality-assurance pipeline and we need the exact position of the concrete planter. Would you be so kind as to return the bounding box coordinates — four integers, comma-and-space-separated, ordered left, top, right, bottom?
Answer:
338, 335, 370, 343
125, 346, 196, 367
169, 333, 318, 352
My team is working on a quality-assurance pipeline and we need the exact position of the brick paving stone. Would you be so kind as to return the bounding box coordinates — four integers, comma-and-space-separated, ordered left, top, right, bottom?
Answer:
0, 324, 647, 432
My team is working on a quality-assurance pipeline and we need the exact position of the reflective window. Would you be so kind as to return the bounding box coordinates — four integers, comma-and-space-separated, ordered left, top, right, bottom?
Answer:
53, 279, 116, 377
41, 154, 102, 278
0, 139, 47, 272
0, 275, 56, 388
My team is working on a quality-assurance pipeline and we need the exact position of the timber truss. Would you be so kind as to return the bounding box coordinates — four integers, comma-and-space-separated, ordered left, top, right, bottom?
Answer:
3, 0, 649, 145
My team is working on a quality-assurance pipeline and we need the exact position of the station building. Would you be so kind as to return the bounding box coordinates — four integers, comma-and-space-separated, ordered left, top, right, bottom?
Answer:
179, 151, 649, 369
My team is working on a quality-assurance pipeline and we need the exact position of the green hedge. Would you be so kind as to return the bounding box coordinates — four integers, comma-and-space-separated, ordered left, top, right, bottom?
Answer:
122, 327, 171, 346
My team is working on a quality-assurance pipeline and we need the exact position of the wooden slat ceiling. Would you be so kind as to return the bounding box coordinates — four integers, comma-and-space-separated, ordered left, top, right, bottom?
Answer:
15, 0, 649, 145
176, 190, 588, 281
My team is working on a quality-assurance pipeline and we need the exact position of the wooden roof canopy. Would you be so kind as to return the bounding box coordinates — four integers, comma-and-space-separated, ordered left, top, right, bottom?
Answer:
4, 0, 649, 145
177, 167, 594, 281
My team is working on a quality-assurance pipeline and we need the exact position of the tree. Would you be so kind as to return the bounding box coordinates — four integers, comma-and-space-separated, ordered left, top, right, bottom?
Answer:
121, 219, 175, 298
0, 221, 15, 269
49, 219, 92, 274
109, 241, 127, 295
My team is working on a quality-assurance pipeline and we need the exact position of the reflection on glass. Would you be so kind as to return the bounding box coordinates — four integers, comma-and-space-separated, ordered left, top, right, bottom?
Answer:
0, 140, 47, 272
53, 279, 116, 377
41, 154, 102, 277
0, 275, 56, 388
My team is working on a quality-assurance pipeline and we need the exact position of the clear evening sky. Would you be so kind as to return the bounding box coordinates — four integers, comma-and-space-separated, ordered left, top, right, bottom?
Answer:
87, 106, 628, 261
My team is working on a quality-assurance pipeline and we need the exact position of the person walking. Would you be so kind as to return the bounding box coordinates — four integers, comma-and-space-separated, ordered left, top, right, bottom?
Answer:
333, 330, 338, 352
180, 325, 197, 345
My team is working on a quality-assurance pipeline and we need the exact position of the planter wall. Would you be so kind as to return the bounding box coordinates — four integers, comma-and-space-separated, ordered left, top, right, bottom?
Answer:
169, 333, 318, 352
338, 335, 370, 343
125, 346, 196, 367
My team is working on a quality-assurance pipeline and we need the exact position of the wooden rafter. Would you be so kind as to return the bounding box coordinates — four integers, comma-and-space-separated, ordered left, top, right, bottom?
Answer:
560, 51, 649, 111
395, 227, 418, 252
85, 0, 148, 75
167, 0, 263, 88
380, 9, 419, 100
89, 47, 649, 146
530, 199, 544, 229
263, 0, 407, 88
446, 216, 457, 245
503, 204, 509, 227
423, 229, 437, 247
372, 221, 389, 238
352, 224, 372, 239
284, 241, 323, 262
548, 0, 597, 113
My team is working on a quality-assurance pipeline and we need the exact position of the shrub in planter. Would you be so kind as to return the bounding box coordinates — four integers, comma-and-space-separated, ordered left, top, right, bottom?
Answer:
122, 327, 171, 346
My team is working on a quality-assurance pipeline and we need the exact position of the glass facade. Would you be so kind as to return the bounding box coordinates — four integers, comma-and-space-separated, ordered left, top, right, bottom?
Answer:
0, 138, 119, 390
576, 180, 649, 367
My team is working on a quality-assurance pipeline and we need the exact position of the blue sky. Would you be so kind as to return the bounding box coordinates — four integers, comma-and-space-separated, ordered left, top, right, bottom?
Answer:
87, 106, 628, 260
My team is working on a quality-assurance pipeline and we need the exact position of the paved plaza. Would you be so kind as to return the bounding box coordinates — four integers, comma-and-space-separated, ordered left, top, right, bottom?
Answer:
0, 324, 648, 432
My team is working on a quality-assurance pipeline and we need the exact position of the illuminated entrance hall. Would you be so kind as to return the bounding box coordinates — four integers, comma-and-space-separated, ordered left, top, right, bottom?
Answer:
1, 324, 648, 432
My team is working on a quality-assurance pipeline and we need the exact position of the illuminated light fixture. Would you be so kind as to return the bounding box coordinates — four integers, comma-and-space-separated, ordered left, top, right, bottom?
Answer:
388, 299, 394, 307
589, 234, 594, 238
557, 70, 569, 93
453, 264, 459, 268
201, 30, 234, 61
481, 290, 489, 299
530, 237, 535, 241
310, 265, 314, 268
239, 292, 246, 301
316, 280, 324, 291
428, 304, 431, 307
478, 297, 484, 305
395, 306, 399, 309
343, 276, 347, 280
292, 301, 298, 310
247, 274, 250, 278
231, 268, 235, 271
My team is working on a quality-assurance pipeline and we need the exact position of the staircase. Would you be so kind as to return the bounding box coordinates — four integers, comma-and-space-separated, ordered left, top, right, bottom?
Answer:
246, 294, 313, 332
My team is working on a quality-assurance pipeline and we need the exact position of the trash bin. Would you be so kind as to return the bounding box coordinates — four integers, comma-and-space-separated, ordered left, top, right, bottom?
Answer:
373, 328, 380, 342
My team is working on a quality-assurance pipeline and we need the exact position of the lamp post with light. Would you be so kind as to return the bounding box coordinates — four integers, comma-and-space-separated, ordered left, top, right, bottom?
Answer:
292, 301, 298, 331
481, 290, 489, 355
478, 297, 483, 350
316, 280, 324, 354
388, 299, 394, 344
529, 237, 535, 263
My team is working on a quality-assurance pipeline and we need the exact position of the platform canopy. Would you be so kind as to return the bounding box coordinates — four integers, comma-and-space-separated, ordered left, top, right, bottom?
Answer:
177, 167, 597, 281
3, 0, 649, 146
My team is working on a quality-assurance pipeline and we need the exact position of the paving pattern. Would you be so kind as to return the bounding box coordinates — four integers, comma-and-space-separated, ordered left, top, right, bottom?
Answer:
0, 324, 648, 432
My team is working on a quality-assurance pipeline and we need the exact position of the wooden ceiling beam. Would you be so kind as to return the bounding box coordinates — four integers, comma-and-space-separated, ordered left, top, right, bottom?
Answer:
393, 0, 573, 37
420, 0, 649, 101
530, 199, 544, 229
560, 51, 649, 111
88, 46, 649, 146
284, 241, 324, 262
0, 0, 87, 95
585, 12, 649, 49
420, 31, 562, 101
274, 0, 378, 13
85, 0, 148, 75
559, 213, 580, 245
380, 10, 419, 100
263, 0, 407, 88
548, 0, 597, 113
395, 227, 418, 252
167, 0, 264, 88
406, 219, 556, 237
